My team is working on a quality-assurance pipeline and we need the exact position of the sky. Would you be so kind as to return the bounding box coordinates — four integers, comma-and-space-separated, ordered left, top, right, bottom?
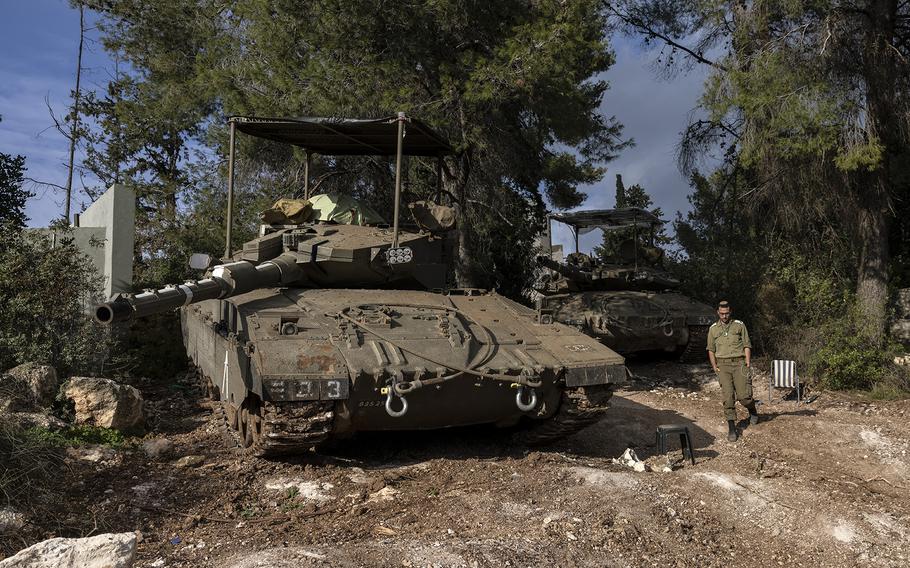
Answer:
0, 1, 711, 254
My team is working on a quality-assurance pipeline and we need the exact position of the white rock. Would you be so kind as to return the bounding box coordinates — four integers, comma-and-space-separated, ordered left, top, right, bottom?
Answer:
0, 508, 25, 535
173, 455, 205, 468
64, 378, 145, 432
142, 438, 174, 460
367, 486, 399, 503
0, 532, 136, 568
612, 448, 651, 472
265, 478, 335, 503
66, 445, 118, 464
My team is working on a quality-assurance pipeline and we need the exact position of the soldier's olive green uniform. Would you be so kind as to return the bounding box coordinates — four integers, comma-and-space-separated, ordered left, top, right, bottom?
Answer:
707, 320, 753, 420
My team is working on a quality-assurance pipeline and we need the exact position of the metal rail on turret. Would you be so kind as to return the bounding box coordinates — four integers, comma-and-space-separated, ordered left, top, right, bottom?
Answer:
94, 255, 303, 324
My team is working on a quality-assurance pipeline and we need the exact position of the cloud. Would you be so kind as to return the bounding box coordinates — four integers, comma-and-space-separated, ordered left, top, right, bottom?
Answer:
549, 36, 712, 254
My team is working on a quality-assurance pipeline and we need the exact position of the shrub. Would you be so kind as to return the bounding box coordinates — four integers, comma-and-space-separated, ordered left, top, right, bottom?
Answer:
0, 225, 113, 376
804, 305, 906, 391
810, 332, 889, 390
22, 424, 130, 449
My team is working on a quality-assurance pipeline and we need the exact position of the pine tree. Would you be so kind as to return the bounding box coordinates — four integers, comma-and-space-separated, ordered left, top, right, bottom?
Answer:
609, 0, 910, 341
614, 174, 626, 208
86, 0, 630, 294
0, 116, 32, 229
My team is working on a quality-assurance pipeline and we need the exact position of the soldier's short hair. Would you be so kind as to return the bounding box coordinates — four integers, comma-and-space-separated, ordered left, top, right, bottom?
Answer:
717, 300, 731, 310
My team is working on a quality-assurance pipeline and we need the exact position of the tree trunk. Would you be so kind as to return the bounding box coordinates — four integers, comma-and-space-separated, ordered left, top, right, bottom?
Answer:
855, 186, 890, 342
855, 0, 898, 342
445, 157, 476, 288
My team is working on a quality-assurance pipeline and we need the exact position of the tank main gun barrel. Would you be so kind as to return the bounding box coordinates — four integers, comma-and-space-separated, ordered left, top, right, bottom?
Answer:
94, 255, 303, 324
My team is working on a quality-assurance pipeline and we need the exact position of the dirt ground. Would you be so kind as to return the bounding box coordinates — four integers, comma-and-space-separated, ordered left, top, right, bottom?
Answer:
4, 360, 909, 567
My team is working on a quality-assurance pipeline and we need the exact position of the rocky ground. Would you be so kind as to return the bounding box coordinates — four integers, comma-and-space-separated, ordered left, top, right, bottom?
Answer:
2, 360, 909, 567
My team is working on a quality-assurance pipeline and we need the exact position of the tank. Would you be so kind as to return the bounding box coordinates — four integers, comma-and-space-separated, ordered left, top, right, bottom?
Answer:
95, 114, 627, 456
535, 208, 715, 361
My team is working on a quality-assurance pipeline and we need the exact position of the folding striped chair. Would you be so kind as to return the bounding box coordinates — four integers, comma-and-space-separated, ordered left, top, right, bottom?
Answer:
769, 359, 800, 406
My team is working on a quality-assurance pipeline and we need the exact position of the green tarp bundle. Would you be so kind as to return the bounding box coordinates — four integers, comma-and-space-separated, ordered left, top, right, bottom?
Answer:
260, 193, 387, 226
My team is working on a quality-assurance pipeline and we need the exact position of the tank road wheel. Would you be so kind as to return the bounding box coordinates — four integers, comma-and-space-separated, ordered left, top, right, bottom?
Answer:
679, 325, 709, 363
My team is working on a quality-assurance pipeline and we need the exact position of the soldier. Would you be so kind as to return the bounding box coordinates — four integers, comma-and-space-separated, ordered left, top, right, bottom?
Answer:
707, 300, 758, 442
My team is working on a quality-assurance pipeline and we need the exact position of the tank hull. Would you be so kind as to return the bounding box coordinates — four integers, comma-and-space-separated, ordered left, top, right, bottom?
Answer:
544, 290, 715, 357
182, 288, 626, 454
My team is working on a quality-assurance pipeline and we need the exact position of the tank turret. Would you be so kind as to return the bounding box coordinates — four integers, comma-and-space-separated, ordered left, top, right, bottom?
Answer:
537, 254, 680, 292
96, 209, 453, 324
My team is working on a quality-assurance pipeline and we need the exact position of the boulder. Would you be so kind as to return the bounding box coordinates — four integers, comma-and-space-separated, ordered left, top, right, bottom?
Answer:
2, 363, 59, 409
0, 532, 136, 568
63, 378, 145, 432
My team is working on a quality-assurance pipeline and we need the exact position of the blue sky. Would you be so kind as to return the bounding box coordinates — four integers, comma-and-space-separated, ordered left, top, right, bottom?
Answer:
0, 0, 107, 226
0, 1, 711, 254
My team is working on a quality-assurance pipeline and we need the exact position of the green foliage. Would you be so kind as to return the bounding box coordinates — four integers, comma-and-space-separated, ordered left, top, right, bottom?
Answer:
670, 169, 765, 318
23, 425, 130, 449
810, 332, 889, 391
0, 116, 32, 229
805, 307, 904, 391
0, 228, 113, 376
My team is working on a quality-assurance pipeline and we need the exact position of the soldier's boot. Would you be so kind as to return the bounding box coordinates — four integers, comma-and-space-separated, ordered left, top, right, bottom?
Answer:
727, 420, 738, 442
747, 403, 759, 425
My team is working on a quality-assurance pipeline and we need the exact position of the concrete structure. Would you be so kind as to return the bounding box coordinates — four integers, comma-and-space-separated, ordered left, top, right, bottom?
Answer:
75, 185, 135, 298
37, 185, 135, 299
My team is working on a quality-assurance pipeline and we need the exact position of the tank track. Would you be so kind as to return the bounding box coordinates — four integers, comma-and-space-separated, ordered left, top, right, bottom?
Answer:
679, 325, 709, 363
245, 401, 335, 457
197, 368, 334, 457
513, 385, 614, 446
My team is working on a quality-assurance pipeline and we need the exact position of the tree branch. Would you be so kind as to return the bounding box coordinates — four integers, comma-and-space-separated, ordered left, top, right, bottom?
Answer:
605, 4, 729, 72
25, 177, 68, 192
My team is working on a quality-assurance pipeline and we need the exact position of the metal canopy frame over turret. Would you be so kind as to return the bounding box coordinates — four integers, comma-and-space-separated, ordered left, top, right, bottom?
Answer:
545, 207, 667, 275
224, 113, 454, 258
547, 207, 664, 255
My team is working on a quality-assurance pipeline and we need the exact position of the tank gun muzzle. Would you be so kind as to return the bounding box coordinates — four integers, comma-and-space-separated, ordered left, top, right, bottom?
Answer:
94, 297, 134, 324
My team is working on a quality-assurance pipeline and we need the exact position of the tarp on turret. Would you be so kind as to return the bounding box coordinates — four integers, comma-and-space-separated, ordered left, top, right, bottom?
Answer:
231, 116, 453, 156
